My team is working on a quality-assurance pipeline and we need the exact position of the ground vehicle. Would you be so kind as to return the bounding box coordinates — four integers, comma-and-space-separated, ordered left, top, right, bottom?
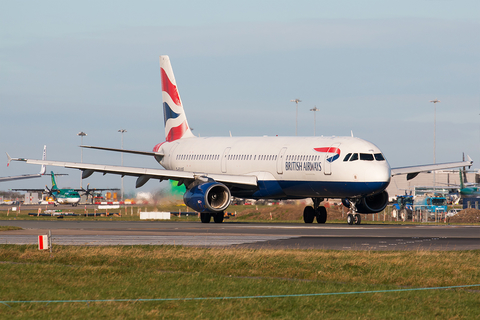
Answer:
391, 195, 414, 220
414, 195, 448, 219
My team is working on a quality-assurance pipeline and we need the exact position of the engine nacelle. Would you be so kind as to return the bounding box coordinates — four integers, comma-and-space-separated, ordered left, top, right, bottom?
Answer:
183, 182, 231, 213
342, 191, 389, 214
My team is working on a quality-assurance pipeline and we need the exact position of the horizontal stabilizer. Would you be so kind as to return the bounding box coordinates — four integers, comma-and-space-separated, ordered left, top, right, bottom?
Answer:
81, 145, 164, 157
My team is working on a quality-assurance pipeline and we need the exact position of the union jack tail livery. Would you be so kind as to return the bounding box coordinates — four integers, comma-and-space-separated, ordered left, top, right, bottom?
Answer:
160, 56, 194, 142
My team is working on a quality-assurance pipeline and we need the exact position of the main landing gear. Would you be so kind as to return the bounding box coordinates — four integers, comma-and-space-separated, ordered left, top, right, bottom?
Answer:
303, 198, 327, 224
200, 212, 224, 223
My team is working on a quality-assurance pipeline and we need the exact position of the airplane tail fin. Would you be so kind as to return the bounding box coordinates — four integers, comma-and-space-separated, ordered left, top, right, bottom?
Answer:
39, 145, 46, 175
159, 55, 194, 142
51, 171, 58, 190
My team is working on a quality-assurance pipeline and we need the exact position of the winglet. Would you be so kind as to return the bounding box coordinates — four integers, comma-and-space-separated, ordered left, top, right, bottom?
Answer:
6, 152, 12, 167
6, 153, 27, 166
40, 145, 47, 175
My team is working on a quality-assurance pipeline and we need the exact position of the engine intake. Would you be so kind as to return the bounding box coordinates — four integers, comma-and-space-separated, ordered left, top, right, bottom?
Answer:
183, 182, 231, 213
342, 191, 389, 214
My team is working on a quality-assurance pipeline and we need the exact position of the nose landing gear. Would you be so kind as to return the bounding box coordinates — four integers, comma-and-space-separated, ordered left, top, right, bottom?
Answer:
346, 199, 362, 225
346, 213, 361, 225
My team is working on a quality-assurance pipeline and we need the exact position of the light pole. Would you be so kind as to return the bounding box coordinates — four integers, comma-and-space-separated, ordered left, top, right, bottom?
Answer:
310, 106, 319, 136
290, 99, 301, 136
77, 131, 87, 188
429, 99, 440, 190
118, 129, 127, 201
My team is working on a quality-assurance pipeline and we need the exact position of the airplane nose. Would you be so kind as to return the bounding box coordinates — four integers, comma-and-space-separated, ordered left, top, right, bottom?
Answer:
364, 163, 391, 194
379, 164, 391, 185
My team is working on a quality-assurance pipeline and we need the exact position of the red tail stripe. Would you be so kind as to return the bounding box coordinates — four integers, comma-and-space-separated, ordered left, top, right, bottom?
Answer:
161, 68, 181, 106
166, 121, 189, 142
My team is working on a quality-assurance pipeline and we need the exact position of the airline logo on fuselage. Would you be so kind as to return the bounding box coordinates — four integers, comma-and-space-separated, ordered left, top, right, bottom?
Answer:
314, 147, 341, 163
285, 161, 322, 172
285, 147, 341, 172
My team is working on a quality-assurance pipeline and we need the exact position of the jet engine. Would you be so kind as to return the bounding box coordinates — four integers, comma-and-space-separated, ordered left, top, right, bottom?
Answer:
342, 191, 389, 214
183, 182, 231, 213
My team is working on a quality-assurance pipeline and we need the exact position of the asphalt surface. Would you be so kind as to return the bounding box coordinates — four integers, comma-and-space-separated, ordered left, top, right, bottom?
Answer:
1, 220, 480, 250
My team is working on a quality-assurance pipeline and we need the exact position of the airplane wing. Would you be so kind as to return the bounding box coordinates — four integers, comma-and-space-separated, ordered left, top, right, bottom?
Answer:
11, 188, 46, 192
7, 157, 258, 189
77, 187, 121, 192
0, 174, 42, 182
391, 156, 473, 180
2, 146, 47, 182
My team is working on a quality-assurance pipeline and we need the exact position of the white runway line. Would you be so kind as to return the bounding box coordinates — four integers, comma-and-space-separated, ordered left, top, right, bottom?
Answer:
0, 235, 293, 246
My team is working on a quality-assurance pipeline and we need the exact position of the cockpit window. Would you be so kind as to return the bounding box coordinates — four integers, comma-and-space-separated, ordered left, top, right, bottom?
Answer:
374, 153, 385, 161
349, 153, 359, 161
360, 153, 374, 161
343, 153, 352, 161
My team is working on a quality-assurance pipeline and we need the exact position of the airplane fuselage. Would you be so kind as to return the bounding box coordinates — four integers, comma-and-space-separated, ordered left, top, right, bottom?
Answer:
53, 190, 81, 205
158, 135, 391, 200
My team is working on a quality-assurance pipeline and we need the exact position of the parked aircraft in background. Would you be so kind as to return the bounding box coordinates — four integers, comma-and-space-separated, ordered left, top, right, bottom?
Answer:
12, 171, 119, 206
451, 169, 480, 198
7, 56, 473, 224
1, 145, 47, 182
13, 171, 81, 206
81, 183, 120, 204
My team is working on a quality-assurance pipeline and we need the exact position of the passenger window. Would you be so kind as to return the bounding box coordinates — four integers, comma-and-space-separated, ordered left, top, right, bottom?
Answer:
343, 153, 352, 161
360, 153, 374, 161
349, 153, 359, 161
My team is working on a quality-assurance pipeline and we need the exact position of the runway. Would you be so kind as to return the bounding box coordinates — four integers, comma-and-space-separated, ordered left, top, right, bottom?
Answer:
1, 220, 480, 250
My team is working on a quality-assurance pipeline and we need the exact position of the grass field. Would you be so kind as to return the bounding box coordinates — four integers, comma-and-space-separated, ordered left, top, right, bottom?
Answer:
1, 245, 480, 319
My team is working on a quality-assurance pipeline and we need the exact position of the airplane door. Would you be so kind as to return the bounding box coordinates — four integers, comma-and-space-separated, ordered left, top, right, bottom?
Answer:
276, 147, 287, 174
221, 147, 231, 173
324, 143, 341, 175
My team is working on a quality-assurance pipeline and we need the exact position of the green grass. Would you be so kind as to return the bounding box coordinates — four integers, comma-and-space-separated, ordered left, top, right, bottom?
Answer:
1, 246, 479, 319
0, 226, 22, 231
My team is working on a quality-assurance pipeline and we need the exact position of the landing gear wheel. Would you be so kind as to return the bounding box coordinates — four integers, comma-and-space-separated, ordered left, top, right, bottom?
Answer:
347, 213, 354, 225
315, 206, 327, 224
200, 213, 211, 223
303, 206, 315, 223
354, 214, 362, 225
213, 213, 224, 223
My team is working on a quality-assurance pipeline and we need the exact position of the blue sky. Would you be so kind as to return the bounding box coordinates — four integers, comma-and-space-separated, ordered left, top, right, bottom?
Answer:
1, 0, 479, 194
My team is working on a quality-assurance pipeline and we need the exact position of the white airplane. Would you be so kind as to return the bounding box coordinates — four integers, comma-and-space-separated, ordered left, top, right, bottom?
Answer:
7, 56, 473, 224
1, 145, 47, 182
